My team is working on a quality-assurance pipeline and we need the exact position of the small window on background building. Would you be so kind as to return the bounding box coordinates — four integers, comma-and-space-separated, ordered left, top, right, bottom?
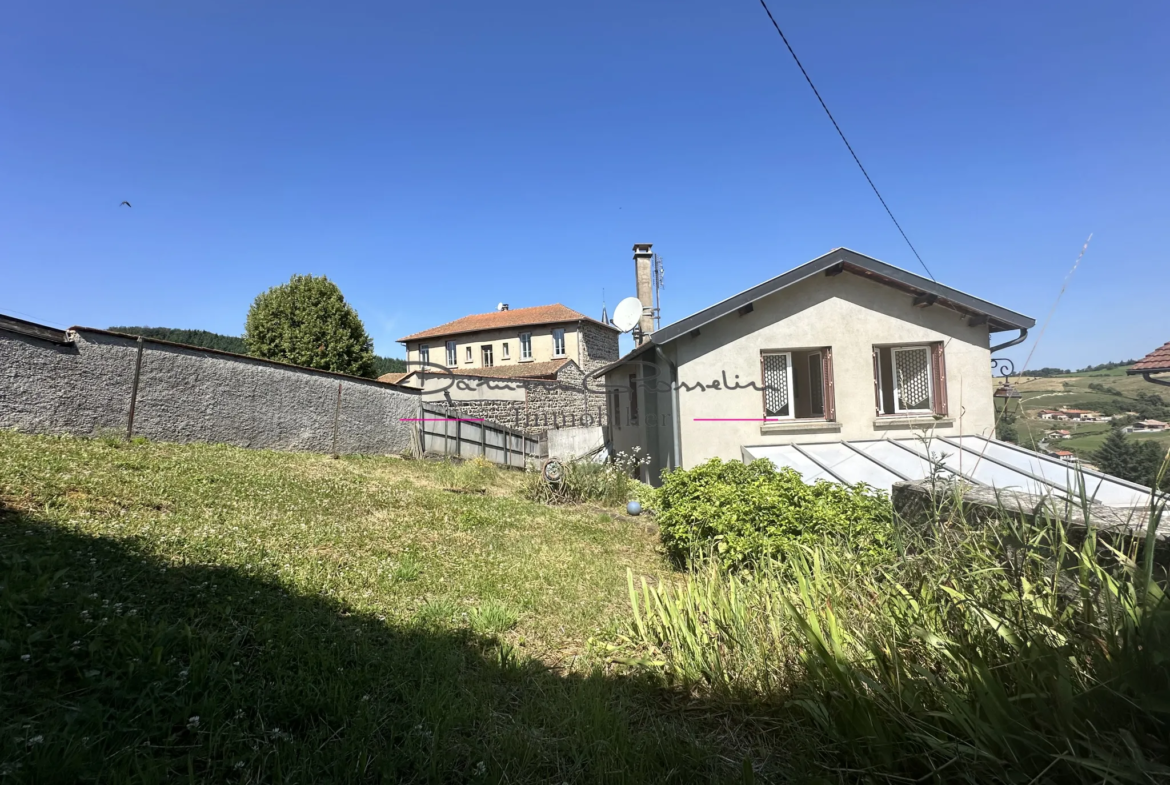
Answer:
553, 328, 566, 357
873, 343, 946, 416
465, 346, 472, 363
520, 332, 532, 360
611, 388, 621, 429
419, 345, 430, 366
482, 345, 494, 367
445, 340, 457, 366
501, 342, 510, 360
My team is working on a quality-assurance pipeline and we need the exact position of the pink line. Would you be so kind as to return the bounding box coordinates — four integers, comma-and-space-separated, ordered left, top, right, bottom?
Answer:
399, 418, 485, 422
693, 418, 779, 422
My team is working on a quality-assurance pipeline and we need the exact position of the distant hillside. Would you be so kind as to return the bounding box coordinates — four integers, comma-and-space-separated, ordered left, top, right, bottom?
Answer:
109, 326, 406, 376
110, 327, 247, 354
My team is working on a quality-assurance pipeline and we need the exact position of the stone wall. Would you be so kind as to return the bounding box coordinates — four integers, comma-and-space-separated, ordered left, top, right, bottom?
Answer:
439, 361, 608, 436
579, 321, 620, 376
0, 327, 419, 455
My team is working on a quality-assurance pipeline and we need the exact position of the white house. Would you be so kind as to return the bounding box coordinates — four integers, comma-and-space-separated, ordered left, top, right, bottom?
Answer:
595, 247, 1035, 485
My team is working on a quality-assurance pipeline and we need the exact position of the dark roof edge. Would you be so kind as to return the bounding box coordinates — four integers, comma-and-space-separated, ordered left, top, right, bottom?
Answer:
70, 326, 422, 393
0, 314, 73, 345
590, 342, 657, 378
650, 248, 1036, 346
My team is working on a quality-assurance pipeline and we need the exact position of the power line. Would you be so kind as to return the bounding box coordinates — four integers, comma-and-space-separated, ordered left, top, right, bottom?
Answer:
757, 0, 935, 281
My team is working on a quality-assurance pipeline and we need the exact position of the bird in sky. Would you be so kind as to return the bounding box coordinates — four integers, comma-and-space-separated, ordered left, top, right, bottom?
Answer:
119, 201, 131, 207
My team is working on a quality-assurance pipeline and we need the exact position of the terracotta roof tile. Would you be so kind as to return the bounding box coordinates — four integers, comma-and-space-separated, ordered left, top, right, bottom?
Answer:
1130, 340, 1170, 373
377, 372, 413, 385
399, 304, 616, 342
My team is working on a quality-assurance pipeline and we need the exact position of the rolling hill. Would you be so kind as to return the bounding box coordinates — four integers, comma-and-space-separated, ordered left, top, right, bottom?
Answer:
109, 326, 407, 377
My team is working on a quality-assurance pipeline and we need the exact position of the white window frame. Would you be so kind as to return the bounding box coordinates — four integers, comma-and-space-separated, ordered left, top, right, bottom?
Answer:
445, 340, 457, 367
883, 345, 933, 415
419, 344, 430, 366
552, 328, 566, 358
464, 346, 473, 363
501, 341, 510, 360
761, 350, 795, 420
481, 344, 494, 367
519, 332, 532, 361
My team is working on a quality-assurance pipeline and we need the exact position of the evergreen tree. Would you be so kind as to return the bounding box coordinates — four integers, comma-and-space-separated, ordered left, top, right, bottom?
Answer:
996, 410, 1018, 443
1093, 429, 1143, 483
1133, 441, 1170, 492
244, 274, 377, 378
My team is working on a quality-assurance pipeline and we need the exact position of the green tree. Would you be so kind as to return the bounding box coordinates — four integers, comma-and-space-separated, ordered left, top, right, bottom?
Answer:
244, 274, 377, 378
1094, 429, 1143, 483
996, 410, 1018, 444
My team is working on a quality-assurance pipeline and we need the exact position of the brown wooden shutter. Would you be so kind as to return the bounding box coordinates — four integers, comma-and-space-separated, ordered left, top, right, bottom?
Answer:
872, 347, 882, 415
822, 347, 836, 422
931, 342, 949, 416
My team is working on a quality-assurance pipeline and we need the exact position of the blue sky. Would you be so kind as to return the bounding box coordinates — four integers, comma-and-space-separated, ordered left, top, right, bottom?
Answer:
2, 1, 1167, 369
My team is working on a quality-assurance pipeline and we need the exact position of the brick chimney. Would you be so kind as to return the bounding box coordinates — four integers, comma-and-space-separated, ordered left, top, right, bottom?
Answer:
633, 243, 654, 344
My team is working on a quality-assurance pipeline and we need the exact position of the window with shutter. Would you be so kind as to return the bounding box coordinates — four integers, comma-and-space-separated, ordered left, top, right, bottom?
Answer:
760, 348, 834, 421
874, 343, 945, 415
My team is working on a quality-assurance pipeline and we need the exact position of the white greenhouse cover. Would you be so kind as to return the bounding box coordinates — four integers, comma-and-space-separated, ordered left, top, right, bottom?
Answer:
742, 435, 1155, 508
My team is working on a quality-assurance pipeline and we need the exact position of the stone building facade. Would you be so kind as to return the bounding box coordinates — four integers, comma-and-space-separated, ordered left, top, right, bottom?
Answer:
390, 303, 620, 435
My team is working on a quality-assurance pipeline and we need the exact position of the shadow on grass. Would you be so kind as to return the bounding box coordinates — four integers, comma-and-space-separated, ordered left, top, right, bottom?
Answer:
0, 504, 791, 784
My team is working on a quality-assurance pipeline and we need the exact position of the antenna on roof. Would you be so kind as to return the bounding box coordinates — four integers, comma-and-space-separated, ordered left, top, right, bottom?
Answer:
652, 253, 665, 329
601, 288, 608, 325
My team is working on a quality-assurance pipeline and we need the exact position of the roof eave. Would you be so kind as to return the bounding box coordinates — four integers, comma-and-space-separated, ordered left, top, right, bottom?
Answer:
649, 248, 1035, 346
398, 315, 618, 344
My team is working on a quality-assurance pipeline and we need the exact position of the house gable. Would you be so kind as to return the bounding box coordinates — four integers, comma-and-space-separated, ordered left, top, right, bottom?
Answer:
619, 270, 1002, 468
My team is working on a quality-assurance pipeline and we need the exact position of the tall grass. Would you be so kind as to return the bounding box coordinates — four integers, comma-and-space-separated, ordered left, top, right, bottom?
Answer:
619, 472, 1170, 782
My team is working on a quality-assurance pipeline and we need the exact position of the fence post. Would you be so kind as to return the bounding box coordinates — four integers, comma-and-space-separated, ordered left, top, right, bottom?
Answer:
331, 383, 342, 458
416, 399, 425, 456
455, 413, 462, 459
126, 336, 145, 441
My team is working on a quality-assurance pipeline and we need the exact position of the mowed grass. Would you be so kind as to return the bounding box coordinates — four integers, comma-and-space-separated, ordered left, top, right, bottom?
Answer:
0, 431, 775, 783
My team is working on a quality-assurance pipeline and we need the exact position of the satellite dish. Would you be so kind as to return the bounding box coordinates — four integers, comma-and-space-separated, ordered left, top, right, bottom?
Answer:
612, 297, 643, 333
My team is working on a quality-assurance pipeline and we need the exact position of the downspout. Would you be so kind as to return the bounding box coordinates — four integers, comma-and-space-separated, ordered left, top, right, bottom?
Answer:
655, 346, 682, 473
989, 328, 1028, 354
1142, 372, 1170, 388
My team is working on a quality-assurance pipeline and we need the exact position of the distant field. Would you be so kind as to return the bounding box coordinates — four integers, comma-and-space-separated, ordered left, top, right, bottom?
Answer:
995, 365, 1168, 459
1063, 429, 1170, 456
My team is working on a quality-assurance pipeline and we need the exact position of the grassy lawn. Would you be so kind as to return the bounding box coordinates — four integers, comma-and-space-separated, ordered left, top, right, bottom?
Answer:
0, 431, 789, 783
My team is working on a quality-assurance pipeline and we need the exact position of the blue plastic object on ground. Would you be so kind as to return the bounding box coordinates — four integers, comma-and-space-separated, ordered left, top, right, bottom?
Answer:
626, 500, 642, 516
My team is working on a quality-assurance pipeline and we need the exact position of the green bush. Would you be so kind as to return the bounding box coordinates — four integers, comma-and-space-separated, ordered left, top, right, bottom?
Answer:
655, 458, 893, 568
